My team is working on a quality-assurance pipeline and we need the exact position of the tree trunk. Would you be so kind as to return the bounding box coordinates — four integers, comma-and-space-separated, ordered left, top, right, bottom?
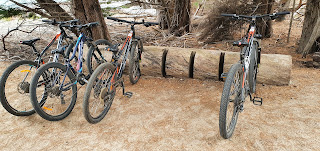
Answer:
156, 0, 174, 30
72, 0, 111, 41
254, 0, 274, 38
36, 0, 73, 21
169, 0, 191, 36
297, 0, 320, 56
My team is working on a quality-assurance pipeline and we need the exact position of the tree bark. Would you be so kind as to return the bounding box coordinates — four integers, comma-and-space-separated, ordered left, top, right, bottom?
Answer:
297, 0, 320, 56
253, 0, 274, 38
36, 0, 73, 21
169, 0, 191, 36
72, 0, 111, 41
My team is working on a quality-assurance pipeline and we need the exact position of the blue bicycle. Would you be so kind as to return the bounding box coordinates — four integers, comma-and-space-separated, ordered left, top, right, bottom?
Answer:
29, 22, 109, 121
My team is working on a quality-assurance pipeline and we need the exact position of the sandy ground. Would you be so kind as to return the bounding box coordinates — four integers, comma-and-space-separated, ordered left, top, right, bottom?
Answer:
0, 61, 319, 150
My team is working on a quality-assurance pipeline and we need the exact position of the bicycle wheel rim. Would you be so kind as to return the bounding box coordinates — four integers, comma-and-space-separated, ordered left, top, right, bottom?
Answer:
31, 63, 77, 121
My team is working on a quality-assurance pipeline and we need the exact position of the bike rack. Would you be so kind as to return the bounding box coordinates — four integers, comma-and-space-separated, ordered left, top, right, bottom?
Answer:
189, 51, 196, 78
161, 49, 168, 77
218, 52, 225, 81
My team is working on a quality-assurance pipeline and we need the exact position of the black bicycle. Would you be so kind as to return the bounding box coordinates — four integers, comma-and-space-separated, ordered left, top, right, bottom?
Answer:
29, 22, 108, 121
219, 11, 290, 139
0, 19, 78, 116
83, 17, 158, 124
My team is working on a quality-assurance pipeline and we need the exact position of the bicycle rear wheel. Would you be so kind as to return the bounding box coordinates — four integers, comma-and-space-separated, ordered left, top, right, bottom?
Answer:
0, 60, 38, 116
129, 40, 143, 84
87, 39, 112, 75
249, 42, 258, 93
219, 63, 242, 139
83, 63, 116, 124
30, 62, 77, 121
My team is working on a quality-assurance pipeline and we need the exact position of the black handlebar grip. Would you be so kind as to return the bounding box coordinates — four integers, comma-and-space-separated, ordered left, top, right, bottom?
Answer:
42, 20, 51, 23
221, 14, 236, 17
276, 11, 290, 15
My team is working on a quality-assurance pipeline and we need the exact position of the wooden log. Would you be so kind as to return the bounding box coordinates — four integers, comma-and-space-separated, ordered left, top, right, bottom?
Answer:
141, 46, 292, 86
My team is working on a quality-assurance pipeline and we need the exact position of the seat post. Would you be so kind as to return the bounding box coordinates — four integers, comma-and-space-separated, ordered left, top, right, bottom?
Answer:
30, 44, 39, 55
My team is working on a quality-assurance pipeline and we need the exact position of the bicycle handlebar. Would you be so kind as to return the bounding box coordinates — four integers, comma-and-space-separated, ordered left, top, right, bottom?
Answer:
42, 19, 79, 25
62, 22, 99, 29
107, 16, 159, 27
221, 11, 290, 20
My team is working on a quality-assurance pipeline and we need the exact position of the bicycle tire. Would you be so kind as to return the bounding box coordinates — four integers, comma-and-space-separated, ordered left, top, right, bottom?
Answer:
128, 40, 142, 84
0, 60, 38, 116
219, 63, 242, 139
87, 39, 112, 75
249, 42, 258, 93
30, 62, 77, 121
83, 62, 116, 124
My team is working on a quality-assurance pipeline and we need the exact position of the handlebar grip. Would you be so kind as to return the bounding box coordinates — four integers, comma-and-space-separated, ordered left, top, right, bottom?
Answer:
221, 14, 236, 17
67, 19, 79, 23
42, 20, 51, 23
89, 22, 99, 26
276, 11, 290, 15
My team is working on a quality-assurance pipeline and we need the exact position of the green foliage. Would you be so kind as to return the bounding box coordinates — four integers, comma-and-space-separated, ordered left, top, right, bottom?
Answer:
27, 12, 39, 20
102, 7, 115, 17
0, 6, 23, 19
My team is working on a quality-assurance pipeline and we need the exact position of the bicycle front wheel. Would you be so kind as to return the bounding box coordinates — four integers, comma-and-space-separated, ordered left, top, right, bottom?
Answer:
30, 62, 77, 121
83, 63, 116, 124
0, 60, 38, 116
219, 63, 242, 139
87, 39, 112, 75
129, 40, 143, 84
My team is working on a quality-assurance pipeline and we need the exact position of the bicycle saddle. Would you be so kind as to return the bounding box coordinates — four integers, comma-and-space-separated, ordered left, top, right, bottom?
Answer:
20, 38, 40, 46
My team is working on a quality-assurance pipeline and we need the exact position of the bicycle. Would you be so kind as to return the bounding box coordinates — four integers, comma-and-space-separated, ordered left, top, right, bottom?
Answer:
0, 19, 78, 116
83, 17, 158, 124
29, 22, 106, 121
219, 11, 290, 139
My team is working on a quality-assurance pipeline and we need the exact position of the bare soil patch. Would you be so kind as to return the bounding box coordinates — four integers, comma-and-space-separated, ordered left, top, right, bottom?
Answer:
0, 61, 319, 150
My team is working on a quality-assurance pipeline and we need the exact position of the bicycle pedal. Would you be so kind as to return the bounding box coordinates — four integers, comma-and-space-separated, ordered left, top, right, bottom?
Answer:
124, 92, 133, 98
252, 97, 263, 106
221, 72, 228, 78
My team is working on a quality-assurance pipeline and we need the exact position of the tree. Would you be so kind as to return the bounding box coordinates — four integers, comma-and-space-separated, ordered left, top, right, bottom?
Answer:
297, 0, 320, 56
72, 0, 111, 41
156, 0, 190, 36
253, 0, 274, 38
35, 0, 73, 21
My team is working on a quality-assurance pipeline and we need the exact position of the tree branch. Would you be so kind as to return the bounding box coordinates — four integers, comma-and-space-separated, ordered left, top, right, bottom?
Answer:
9, 0, 51, 18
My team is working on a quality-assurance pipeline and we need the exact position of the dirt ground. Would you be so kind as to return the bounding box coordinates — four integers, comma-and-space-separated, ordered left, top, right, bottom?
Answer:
0, 60, 319, 150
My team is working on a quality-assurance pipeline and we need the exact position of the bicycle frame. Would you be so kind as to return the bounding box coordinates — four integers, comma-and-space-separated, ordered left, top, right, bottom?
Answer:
22, 29, 68, 85
240, 24, 257, 100
112, 25, 136, 81
60, 32, 90, 91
